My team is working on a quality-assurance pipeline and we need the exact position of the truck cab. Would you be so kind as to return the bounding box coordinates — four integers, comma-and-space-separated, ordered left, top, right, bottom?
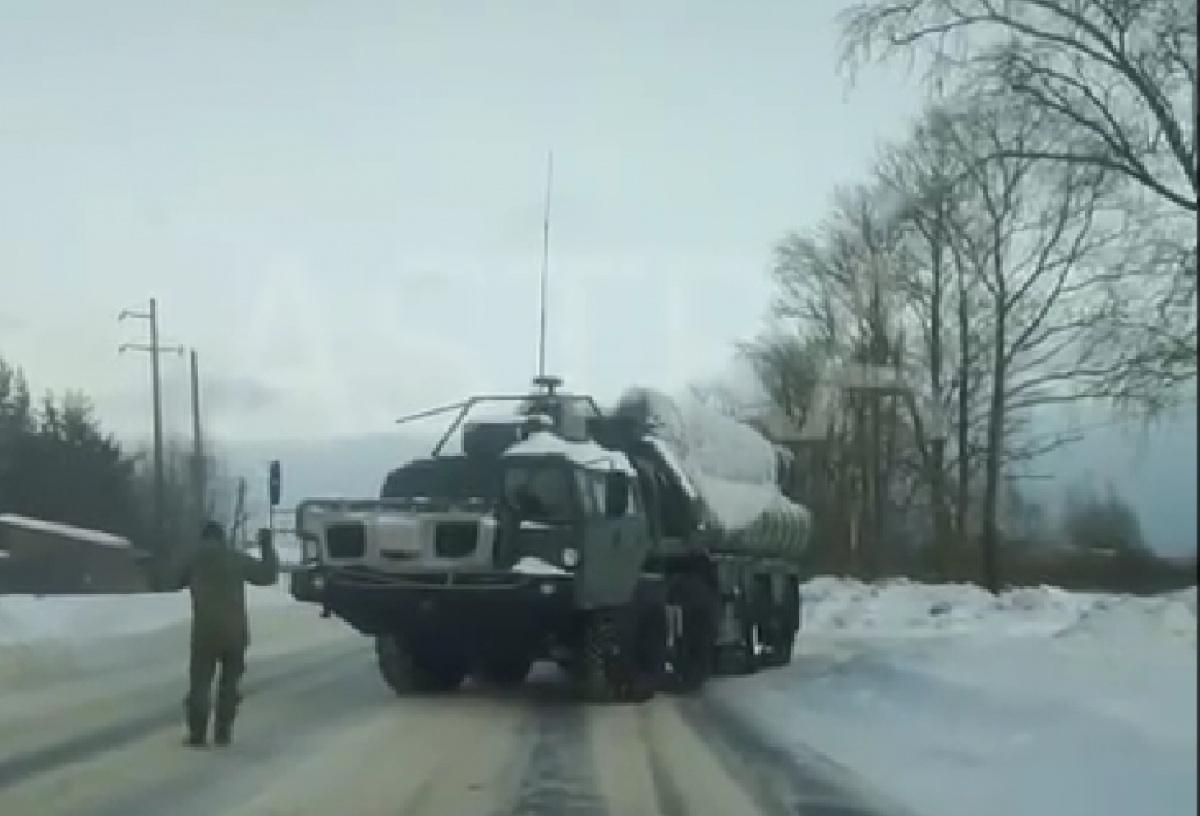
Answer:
287, 417, 660, 695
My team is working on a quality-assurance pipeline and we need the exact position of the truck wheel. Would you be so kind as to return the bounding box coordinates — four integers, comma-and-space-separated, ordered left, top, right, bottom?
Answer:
580, 609, 622, 702
756, 619, 788, 668
578, 606, 661, 704
768, 628, 796, 667
762, 578, 800, 668
627, 600, 668, 702
779, 578, 802, 665
720, 591, 762, 675
735, 614, 762, 674
668, 574, 717, 694
476, 654, 533, 688
375, 635, 466, 695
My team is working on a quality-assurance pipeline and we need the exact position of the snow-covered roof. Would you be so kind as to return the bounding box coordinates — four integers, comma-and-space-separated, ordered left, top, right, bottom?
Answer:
0, 515, 132, 549
503, 431, 637, 475
798, 362, 947, 442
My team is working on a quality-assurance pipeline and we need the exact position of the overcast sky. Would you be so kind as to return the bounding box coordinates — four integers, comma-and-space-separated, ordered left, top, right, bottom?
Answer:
0, 0, 922, 443
2, 1, 1193, 551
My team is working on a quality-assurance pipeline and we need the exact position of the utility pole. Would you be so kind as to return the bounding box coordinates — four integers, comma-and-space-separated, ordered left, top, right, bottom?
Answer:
231, 476, 247, 546
189, 348, 206, 527
119, 298, 184, 557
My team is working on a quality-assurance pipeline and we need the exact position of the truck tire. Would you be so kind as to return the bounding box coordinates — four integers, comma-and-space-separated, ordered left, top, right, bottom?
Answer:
758, 618, 790, 668
726, 593, 761, 675
580, 609, 622, 702
629, 599, 668, 702
476, 654, 533, 688
765, 629, 796, 668
579, 603, 663, 704
667, 574, 717, 694
761, 577, 800, 668
375, 635, 466, 695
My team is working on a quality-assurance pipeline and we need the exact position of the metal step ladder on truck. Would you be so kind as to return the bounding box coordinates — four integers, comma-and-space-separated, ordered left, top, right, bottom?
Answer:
286, 376, 812, 703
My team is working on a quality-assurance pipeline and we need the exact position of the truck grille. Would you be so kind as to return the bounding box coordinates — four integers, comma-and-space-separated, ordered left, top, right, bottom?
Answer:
433, 521, 479, 558
325, 522, 366, 559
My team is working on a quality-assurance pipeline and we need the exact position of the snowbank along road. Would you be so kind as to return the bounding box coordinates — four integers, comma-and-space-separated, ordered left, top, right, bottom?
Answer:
0, 589, 908, 816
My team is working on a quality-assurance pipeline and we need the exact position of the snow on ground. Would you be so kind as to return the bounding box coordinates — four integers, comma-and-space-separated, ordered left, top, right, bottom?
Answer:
2, 568, 1194, 816
712, 577, 1198, 816
0, 583, 348, 694
0, 585, 292, 647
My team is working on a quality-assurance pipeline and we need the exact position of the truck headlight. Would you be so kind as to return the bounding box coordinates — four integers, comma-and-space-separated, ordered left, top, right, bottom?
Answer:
311, 572, 326, 593
561, 547, 580, 568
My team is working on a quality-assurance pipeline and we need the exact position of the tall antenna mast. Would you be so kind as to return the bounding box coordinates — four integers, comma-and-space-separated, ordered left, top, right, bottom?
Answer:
537, 150, 554, 378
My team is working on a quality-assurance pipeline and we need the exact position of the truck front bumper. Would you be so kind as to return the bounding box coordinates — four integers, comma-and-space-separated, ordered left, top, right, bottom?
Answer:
290, 565, 578, 640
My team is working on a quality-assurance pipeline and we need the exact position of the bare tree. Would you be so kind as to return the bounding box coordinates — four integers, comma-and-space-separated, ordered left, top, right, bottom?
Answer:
877, 107, 974, 558
736, 332, 822, 432
841, 0, 1196, 211
938, 103, 1118, 590
761, 186, 923, 576
840, 0, 1198, 408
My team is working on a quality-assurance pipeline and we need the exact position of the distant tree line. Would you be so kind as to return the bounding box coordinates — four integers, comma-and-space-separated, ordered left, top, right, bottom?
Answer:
704, 0, 1195, 594
0, 354, 220, 563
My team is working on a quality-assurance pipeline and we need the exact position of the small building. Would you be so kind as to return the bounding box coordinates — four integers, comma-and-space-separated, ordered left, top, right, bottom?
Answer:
0, 514, 150, 595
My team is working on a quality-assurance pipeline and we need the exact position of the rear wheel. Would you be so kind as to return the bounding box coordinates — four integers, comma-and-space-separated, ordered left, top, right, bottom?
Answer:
629, 599, 668, 702
375, 635, 466, 695
761, 577, 800, 668
667, 574, 718, 694
722, 591, 761, 675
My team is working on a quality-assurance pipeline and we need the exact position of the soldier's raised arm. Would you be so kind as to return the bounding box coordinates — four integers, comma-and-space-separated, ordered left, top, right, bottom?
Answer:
241, 527, 280, 587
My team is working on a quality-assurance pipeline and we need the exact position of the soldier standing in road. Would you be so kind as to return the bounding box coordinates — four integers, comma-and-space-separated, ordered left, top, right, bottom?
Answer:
175, 522, 279, 747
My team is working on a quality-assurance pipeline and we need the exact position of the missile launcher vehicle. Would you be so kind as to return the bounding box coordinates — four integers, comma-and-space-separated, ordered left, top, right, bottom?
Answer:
287, 376, 811, 702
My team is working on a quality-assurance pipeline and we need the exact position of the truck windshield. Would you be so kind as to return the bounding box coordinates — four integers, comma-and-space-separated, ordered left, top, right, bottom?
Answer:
503, 464, 575, 522
381, 457, 501, 501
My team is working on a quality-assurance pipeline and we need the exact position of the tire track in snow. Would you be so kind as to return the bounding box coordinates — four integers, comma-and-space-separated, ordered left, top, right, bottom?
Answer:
499, 697, 609, 816
682, 689, 921, 816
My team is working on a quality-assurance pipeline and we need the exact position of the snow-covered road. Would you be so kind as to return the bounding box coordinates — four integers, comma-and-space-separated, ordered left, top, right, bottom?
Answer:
0, 584, 897, 816
711, 578, 1198, 816
0, 578, 1194, 816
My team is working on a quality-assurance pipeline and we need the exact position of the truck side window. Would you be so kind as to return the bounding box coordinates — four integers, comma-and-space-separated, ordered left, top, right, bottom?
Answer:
584, 471, 640, 518
574, 469, 598, 515
626, 482, 642, 516
505, 466, 572, 522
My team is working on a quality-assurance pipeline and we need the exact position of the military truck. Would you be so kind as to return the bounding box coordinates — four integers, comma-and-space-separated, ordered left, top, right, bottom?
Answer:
288, 376, 810, 702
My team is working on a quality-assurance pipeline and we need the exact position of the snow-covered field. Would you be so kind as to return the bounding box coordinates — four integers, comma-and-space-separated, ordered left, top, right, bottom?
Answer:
712, 577, 1198, 816
1, 576, 1195, 816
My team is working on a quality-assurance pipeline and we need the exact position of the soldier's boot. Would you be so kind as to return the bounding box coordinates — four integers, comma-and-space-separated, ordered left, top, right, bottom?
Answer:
213, 681, 240, 747
184, 692, 210, 747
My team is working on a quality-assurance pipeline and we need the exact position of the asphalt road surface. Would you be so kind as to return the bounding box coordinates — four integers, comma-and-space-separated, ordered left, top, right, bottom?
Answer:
0, 643, 910, 816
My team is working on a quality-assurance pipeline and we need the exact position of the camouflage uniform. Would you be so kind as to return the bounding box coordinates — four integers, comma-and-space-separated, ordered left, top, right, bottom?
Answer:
177, 524, 279, 747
